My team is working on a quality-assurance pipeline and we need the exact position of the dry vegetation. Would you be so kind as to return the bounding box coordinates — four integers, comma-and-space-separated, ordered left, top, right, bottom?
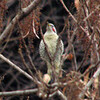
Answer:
0, 0, 100, 100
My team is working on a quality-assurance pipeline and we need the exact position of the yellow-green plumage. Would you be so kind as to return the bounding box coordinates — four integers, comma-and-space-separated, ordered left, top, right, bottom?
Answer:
39, 23, 64, 77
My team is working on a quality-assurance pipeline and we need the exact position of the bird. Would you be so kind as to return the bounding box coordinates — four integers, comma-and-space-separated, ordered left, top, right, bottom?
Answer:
39, 22, 64, 80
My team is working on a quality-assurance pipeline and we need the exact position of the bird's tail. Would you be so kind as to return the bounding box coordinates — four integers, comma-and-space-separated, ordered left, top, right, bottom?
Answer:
47, 61, 61, 77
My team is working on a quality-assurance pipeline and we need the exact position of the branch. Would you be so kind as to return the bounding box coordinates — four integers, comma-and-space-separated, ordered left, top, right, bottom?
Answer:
0, 88, 38, 97
77, 32, 95, 71
0, 84, 67, 99
72, 44, 78, 70
57, 90, 67, 100
18, 48, 37, 83
49, 90, 67, 100
0, 0, 41, 44
48, 81, 67, 88
0, 54, 33, 81
83, 5, 100, 21
18, 24, 37, 74
79, 63, 100, 98
62, 28, 77, 61
83, 61, 100, 77
60, 0, 90, 39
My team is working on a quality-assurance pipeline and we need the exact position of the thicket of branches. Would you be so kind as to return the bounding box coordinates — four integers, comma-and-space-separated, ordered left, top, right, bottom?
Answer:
0, 0, 100, 100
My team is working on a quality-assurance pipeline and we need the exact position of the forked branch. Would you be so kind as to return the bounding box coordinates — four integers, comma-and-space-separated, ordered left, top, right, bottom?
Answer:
0, 0, 41, 45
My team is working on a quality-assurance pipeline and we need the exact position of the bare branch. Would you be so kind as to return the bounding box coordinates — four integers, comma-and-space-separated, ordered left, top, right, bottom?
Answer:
79, 62, 100, 99
83, 61, 100, 77
18, 48, 37, 83
18, 23, 37, 74
49, 90, 67, 100
32, 19, 40, 39
83, 5, 100, 21
0, 88, 38, 97
0, 0, 41, 44
62, 28, 77, 61
60, 0, 91, 39
0, 54, 33, 81
72, 44, 78, 70
4, 31, 30, 42
0, 85, 67, 99
57, 90, 67, 100
77, 32, 95, 71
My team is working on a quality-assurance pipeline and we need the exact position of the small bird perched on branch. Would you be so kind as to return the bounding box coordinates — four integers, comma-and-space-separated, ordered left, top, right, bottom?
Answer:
39, 22, 64, 81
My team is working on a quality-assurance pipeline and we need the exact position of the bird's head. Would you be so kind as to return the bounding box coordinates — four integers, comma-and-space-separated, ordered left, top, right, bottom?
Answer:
46, 22, 57, 34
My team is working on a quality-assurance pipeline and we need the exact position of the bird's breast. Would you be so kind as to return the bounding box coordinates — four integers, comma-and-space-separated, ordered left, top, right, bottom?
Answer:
44, 34, 58, 57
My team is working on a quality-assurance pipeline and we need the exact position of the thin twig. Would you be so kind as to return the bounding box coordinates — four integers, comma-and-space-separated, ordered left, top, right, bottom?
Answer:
0, 0, 42, 44
62, 28, 77, 61
0, 17, 14, 53
32, 19, 40, 39
79, 63, 100, 98
0, 54, 33, 81
96, 27, 100, 34
72, 44, 78, 70
18, 48, 37, 83
4, 31, 30, 42
66, 22, 78, 70
83, 61, 100, 77
60, 0, 91, 39
18, 23, 37, 73
60, 0, 77, 22
77, 32, 95, 71
83, 5, 100, 21
59, 20, 67, 36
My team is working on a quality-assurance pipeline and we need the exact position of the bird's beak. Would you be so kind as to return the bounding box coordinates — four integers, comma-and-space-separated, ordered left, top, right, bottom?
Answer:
47, 22, 50, 26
